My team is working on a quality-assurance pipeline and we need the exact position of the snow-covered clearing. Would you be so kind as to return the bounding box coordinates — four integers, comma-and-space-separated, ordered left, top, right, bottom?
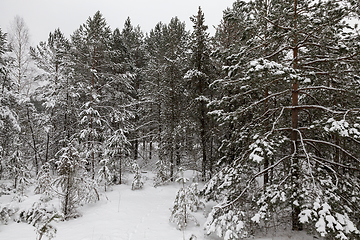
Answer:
1, 171, 209, 240
0, 171, 318, 240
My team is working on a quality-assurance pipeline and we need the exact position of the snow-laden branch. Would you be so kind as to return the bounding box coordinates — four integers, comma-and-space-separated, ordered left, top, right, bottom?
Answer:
300, 66, 357, 76
296, 25, 325, 49
263, 107, 286, 140
311, 155, 360, 172
302, 51, 360, 66
303, 139, 360, 163
298, 86, 347, 92
257, 14, 292, 31
344, 109, 360, 119
311, 156, 339, 187
236, 89, 290, 115
264, 45, 290, 60
293, 128, 316, 188
215, 155, 292, 210
283, 105, 345, 114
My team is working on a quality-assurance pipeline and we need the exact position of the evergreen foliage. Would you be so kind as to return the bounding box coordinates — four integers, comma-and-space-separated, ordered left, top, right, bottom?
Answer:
131, 161, 143, 190
169, 169, 203, 230
145, 17, 190, 179
186, 7, 218, 180
203, 0, 360, 239
30, 28, 73, 165
0, 204, 18, 225
19, 201, 61, 240
6, 142, 30, 191
153, 159, 170, 187
0, 5, 359, 240
52, 139, 93, 219
35, 162, 53, 199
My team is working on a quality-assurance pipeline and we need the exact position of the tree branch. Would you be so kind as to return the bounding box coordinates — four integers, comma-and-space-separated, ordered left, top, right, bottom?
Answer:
303, 138, 360, 163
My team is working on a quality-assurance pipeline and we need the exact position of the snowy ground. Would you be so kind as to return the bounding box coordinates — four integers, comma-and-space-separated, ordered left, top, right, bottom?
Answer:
0, 171, 212, 240
0, 171, 319, 240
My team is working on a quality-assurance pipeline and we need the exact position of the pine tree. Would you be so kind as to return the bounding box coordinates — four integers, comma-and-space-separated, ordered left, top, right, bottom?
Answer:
153, 159, 170, 187
169, 168, 202, 230
35, 162, 53, 200
30, 28, 73, 166
145, 22, 168, 174
186, 7, 217, 180
71, 11, 134, 181
7, 138, 30, 192
119, 17, 147, 162
131, 161, 143, 190
71, 11, 112, 178
145, 18, 190, 179
53, 139, 88, 219
0, 28, 20, 180
204, 0, 360, 239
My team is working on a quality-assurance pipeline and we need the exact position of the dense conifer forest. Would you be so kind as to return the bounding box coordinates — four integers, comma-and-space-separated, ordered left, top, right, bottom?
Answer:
1, 0, 360, 239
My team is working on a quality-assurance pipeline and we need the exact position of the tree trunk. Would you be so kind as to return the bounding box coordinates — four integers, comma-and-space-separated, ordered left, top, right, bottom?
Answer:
27, 108, 40, 175
264, 87, 269, 188
291, 0, 302, 231
119, 149, 122, 184
149, 141, 152, 160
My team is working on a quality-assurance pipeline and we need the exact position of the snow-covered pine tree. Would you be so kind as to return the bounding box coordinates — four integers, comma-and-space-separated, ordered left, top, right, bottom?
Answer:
144, 23, 167, 172
104, 128, 131, 185
52, 139, 88, 219
119, 18, 147, 162
131, 161, 143, 190
71, 11, 112, 178
170, 168, 202, 230
72, 11, 134, 181
0, 27, 21, 180
185, 7, 217, 180
153, 159, 170, 187
35, 162, 53, 200
19, 201, 61, 240
7, 138, 30, 193
204, 0, 360, 239
106, 27, 135, 184
30, 28, 73, 165
145, 18, 190, 180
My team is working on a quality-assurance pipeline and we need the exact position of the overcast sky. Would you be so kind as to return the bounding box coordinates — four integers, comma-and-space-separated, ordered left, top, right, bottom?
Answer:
0, 0, 235, 46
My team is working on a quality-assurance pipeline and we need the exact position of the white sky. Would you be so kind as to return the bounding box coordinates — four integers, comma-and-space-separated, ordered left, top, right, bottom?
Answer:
0, 0, 235, 46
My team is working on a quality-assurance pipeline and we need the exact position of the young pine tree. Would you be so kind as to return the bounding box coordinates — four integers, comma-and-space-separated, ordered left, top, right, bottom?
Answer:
170, 168, 202, 230
53, 139, 88, 219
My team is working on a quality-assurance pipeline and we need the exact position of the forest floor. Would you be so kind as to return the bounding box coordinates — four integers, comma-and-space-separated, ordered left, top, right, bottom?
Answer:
0, 170, 320, 240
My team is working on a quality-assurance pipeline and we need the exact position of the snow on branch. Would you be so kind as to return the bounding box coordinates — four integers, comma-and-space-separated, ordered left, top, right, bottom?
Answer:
283, 105, 345, 114
303, 138, 360, 163
298, 85, 347, 92
215, 155, 292, 210
236, 89, 290, 115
